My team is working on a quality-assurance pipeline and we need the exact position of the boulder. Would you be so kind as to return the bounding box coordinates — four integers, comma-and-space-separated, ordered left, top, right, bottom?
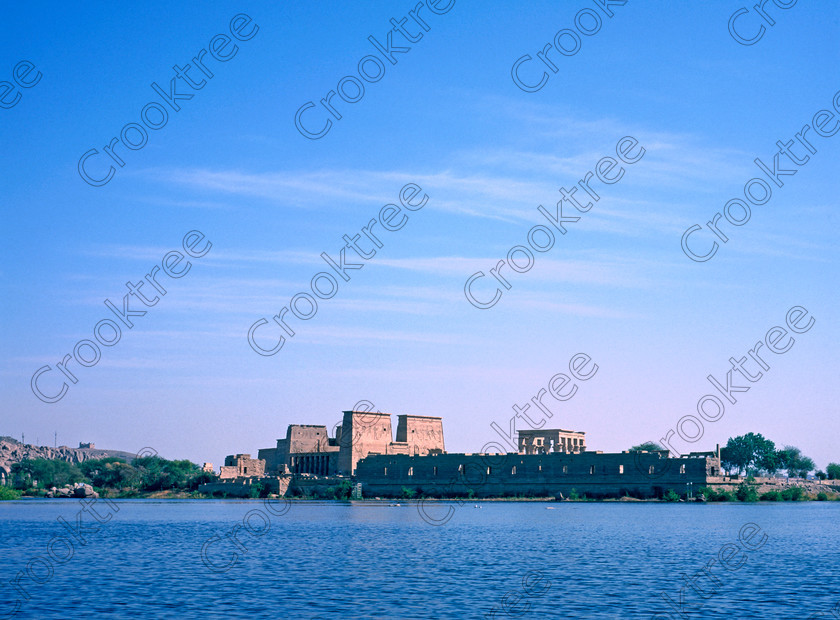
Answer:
73, 484, 98, 498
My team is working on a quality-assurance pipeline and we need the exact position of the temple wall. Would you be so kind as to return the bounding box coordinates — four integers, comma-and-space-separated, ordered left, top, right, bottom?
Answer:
288, 425, 332, 454
355, 452, 716, 499
395, 415, 444, 455
258, 447, 281, 474
338, 411, 394, 475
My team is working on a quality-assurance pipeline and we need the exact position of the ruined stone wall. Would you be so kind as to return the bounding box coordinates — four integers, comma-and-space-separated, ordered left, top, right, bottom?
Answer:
395, 415, 444, 455
220, 454, 265, 479
218, 466, 239, 479
199, 476, 291, 498
355, 451, 716, 498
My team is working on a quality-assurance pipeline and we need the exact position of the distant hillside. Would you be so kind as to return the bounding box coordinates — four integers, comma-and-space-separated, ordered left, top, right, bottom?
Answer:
0, 436, 143, 477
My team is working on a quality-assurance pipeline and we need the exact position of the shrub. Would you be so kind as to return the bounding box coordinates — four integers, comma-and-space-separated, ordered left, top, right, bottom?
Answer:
760, 491, 782, 501
817, 492, 828, 501
569, 488, 580, 500
717, 491, 734, 502
736, 483, 758, 502
249, 481, 268, 499
780, 487, 804, 501
333, 480, 353, 500
0, 486, 21, 500
699, 486, 733, 502
400, 486, 417, 500
187, 471, 217, 491
663, 489, 681, 502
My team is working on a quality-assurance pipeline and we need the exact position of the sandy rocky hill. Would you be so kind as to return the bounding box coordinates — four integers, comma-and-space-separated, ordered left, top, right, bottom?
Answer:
0, 436, 141, 481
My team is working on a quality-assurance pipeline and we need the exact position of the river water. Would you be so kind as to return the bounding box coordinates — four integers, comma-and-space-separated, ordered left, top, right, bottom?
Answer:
0, 499, 837, 619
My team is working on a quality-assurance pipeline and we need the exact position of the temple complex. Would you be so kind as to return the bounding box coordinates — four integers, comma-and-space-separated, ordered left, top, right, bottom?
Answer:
518, 428, 586, 454
201, 411, 721, 499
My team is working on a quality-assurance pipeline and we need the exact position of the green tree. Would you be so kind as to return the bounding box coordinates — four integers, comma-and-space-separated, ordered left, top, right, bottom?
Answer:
826, 463, 840, 480
630, 442, 665, 452
777, 446, 815, 478
663, 489, 681, 502
187, 470, 217, 491
80, 458, 140, 489
780, 486, 804, 501
720, 433, 776, 475
78, 456, 124, 478
0, 487, 21, 500
133, 456, 204, 491
735, 483, 758, 502
760, 491, 781, 501
11, 458, 84, 489
333, 480, 353, 500
757, 450, 781, 475
400, 486, 417, 500
249, 481, 267, 498
794, 457, 815, 479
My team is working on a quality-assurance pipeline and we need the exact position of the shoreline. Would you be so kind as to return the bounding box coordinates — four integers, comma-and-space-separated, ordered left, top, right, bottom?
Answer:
6, 494, 838, 503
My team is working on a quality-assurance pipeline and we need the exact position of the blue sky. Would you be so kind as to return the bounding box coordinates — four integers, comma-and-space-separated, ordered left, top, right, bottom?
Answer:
1, 1, 838, 470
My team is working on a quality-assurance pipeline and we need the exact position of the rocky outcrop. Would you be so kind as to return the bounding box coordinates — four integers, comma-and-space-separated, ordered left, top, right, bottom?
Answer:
0, 436, 140, 481
45, 483, 99, 498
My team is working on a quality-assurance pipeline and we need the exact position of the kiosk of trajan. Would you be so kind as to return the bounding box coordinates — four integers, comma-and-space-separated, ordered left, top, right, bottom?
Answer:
201, 410, 721, 499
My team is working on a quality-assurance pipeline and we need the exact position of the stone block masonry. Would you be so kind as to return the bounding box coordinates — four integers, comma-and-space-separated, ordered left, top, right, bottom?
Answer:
220, 454, 265, 479
356, 450, 717, 499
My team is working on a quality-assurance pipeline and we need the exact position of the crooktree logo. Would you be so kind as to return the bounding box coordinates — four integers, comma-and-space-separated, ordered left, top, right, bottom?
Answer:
247, 184, 428, 355
464, 137, 644, 309
0, 446, 155, 619
30, 230, 212, 403
77, 14, 258, 187
511, 0, 628, 93
680, 91, 840, 261
294, 0, 455, 140
0, 60, 42, 110
330, 400, 384, 449
135, 447, 159, 459
200, 497, 292, 574
631, 443, 672, 480
727, 0, 796, 46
